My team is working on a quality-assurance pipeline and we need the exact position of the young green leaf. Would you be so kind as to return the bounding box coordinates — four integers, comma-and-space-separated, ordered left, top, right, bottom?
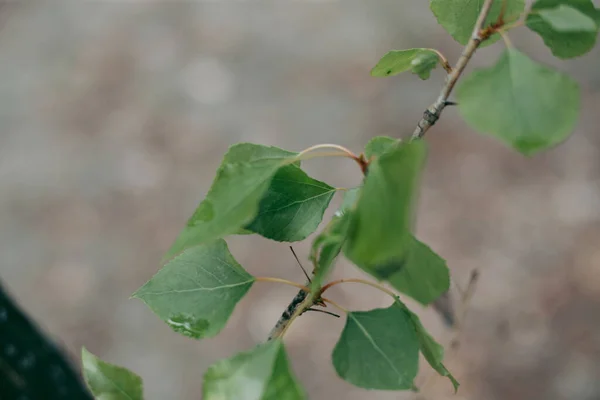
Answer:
133, 239, 254, 339
309, 189, 358, 292
203, 340, 305, 400
456, 48, 580, 155
81, 347, 143, 400
338, 186, 361, 212
526, 0, 600, 59
371, 49, 440, 80
364, 136, 399, 160
537, 4, 597, 32
387, 236, 450, 305
405, 309, 459, 392
164, 144, 297, 261
332, 302, 420, 390
245, 164, 335, 242
430, 0, 525, 46
344, 140, 426, 273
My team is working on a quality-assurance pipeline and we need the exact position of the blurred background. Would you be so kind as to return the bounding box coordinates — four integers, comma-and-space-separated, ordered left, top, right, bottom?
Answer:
1, 1, 599, 399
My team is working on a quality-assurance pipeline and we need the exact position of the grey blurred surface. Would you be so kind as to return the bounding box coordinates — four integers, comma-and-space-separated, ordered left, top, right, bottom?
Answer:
1, 1, 599, 399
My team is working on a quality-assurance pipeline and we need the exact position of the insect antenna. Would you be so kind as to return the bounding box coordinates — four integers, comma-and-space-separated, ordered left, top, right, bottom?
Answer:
289, 246, 311, 282
306, 308, 340, 318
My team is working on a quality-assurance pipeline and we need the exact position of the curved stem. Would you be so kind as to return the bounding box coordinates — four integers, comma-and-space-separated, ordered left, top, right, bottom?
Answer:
498, 18, 524, 33
321, 297, 348, 313
295, 151, 354, 162
255, 277, 310, 292
295, 143, 368, 173
297, 143, 358, 159
320, 278, 397, 299
430, 49, 452, 73
498, 29, 514, 48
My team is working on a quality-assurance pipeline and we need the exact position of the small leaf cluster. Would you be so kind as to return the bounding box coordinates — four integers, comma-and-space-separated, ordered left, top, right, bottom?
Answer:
373, 0, 599, 155
83, 139, 455, 398
81, 0, 599, 399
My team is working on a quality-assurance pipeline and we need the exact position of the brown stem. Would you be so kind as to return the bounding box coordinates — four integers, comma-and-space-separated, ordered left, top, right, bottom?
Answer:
319, 278, 397, 299
412, 0, 496, 139
431, 49, 453, 73
268, 0, 496, 342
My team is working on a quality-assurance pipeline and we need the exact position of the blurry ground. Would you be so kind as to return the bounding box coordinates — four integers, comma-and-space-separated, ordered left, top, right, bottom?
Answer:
1, 1, 599, 399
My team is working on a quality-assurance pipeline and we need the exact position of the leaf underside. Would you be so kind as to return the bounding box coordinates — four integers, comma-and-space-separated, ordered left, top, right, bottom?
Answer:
371, 49, 440, 80
203, 340, 306, 400
526, 0, 600, 59
133, 239, 254, 339
430, 0, 526, 46
457, 48, 580, 155
81, 348, 144, 400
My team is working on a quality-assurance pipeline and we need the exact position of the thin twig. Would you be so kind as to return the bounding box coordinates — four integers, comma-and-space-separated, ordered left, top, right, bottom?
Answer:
320, 278, 397, 299
255, 277, 310, 292
430, 49, 453, 73
416, 269, 481, 397
412, 0, 496, 139
455, 269, 480, 331
498, 29, 514, 48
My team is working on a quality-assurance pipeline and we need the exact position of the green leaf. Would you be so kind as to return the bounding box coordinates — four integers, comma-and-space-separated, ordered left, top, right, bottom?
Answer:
412, 51, 441, 80
405, 309, 459, 392
371, 49, 440, 80
245, 164, 335, 242
338, 187, 360, 213
309, 189, 357, 292
81, 347, 143, 400
364, 136, 399, 160
203, 340, 306, 400
526, 0, 600, 58
164, 144, 297, 260
133, 239, 254, 339
344, 140, 426, 273
537, 4, 597, 32
388, 236, 450, 305
431, 0, 525, 46
331, 302, 420, 390
456, 48, 580, 155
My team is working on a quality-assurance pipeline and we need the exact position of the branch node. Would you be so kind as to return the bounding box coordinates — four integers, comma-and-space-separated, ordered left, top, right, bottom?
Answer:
411, 0, 495, 139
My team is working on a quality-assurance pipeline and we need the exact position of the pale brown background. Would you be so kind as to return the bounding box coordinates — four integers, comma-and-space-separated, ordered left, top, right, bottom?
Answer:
1, 1, 599, 399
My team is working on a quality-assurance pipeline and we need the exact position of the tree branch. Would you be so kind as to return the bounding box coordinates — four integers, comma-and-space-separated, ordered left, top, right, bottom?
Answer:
268, 0, 497, 341
412, 0, 495, 139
